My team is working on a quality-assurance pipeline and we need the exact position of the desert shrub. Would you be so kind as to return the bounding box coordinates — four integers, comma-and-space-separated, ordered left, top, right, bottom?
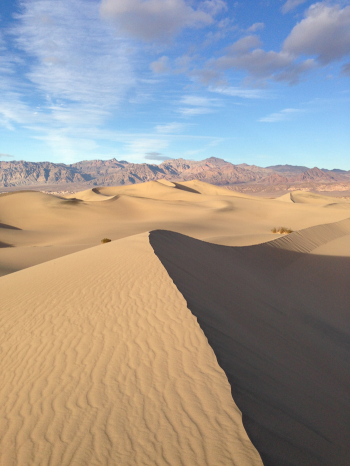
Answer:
271, 227, 293, 234
101, 238, 111, 243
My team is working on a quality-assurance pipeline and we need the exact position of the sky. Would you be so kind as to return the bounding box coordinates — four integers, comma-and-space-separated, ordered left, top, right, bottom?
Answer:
0, 0, 349, 169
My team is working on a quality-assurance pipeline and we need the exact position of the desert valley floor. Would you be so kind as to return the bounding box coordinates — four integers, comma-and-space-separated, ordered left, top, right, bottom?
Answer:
1, 180, 350, 465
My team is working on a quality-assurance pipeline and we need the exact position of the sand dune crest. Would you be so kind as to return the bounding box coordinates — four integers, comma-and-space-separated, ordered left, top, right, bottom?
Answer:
0, 233, 262, 466
150, 219, 350, 466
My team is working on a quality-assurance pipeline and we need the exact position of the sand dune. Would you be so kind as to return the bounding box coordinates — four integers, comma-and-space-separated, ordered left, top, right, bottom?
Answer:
2, 181, 350, 276
0, 233, 263, 466
1, 180, 350, 465
150, 219, 350, 466
290, 190, 350, 205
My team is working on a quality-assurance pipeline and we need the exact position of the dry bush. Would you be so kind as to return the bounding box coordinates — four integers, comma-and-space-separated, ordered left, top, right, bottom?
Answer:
271, 227, 293, 234
101, 238, 111, 243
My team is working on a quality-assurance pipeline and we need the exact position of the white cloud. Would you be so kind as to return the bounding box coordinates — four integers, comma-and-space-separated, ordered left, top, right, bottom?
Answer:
215, 48, 293, 77
10, 0, 135, 128
144, 152, 173, 161
0, 153, 14, 158
193, 2, 350, 86
226, 35, 262, 55
33, 132, 100, 162
209, 86, 266, 99
179, 107, 214, 116
177, 95, 221, 117
177, 95, 222, 116
100, 0, 225, 42
126, 137, 170, 159
155, 122, 185, 133
247, 22, 265, 32
180, 95, 217, 107
150, 56, 170, 74
259, 108, 303, 122
283, 3, 350, 64
281, 0, 307, 14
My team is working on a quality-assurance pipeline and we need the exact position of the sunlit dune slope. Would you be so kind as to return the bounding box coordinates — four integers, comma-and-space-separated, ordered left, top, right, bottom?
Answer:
0, 233, 263, 466
1, 180, 350, 276
290, 190, 350, 205
65, 187, 115, 201
150, 218, 350, 466
275, 192, 293, 202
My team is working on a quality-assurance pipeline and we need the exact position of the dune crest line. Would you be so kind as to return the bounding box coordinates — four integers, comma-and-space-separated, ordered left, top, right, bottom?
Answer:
150, 218, 350, 466
0, 232, 263, 466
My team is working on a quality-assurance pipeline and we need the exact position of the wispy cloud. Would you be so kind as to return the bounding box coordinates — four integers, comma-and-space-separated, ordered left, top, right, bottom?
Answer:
3, 0, 135, 133
259, 108, 303, 122
247, 22, 265, 32
0, 153, 14, 158
155, 122, 185, 133
209, 86, 266, 99
150, 56, 170, 74
177, 95, 222, 116
144, 152, 173, 161
281, 0, 307, 14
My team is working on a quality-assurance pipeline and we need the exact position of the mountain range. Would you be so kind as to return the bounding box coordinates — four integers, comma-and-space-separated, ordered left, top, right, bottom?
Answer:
1, 157, 350, 193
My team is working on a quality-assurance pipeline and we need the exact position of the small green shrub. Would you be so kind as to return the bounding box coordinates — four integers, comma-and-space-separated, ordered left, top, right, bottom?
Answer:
101, 238, 111, 244
271, 227, 293, 234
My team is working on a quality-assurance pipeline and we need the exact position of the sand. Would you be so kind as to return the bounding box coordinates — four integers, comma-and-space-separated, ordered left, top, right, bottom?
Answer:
150, 220, 350, 466
0, 233, 263, 466
1, 180, 350, 276
1, 181, 350, 465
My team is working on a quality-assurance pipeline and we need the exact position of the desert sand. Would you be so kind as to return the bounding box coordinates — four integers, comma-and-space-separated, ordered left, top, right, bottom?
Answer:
1, 181, 350, 276
150, 219, 350, 466
1, 181, 350, 465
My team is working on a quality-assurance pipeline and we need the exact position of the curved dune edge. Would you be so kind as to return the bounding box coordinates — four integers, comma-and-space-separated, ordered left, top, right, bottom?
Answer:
261, 216, 350, 254
0, 233, 263, 466
290, 190, 350, 205
150, 220, 350, 466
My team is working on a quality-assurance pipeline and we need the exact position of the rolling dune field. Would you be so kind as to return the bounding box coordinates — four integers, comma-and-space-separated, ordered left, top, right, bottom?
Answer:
1, 181, 350, 465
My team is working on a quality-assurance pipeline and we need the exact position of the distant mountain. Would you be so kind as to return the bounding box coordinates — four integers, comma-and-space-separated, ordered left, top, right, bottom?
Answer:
266, 164, 309, 174
295, 167, 338, 182
0, 157, 349, 191
0, 160, 87, 186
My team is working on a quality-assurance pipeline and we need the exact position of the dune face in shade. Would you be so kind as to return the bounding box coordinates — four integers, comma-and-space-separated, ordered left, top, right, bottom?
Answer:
150, 220, 350, 466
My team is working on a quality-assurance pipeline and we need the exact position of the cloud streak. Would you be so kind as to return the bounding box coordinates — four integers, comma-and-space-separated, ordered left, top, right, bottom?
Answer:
259, 108, 303, 123
177, 95, 222, 116
144, 152, 173, 161
8, 0, 135, 129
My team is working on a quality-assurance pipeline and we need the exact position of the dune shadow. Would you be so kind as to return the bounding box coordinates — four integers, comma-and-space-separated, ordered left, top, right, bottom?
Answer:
0, 241, 14, 248
150, 229, 350, 466
0, 222, 22, 230
173, 182, 201, 194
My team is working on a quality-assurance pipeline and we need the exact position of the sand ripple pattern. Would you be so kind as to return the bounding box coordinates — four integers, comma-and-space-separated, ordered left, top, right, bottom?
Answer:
265, 217, 350, 253
150, 220, 350, 466
0, 233, 262, 466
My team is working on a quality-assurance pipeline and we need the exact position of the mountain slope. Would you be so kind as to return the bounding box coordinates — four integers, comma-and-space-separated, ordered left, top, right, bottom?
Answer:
0, 157, 349, 190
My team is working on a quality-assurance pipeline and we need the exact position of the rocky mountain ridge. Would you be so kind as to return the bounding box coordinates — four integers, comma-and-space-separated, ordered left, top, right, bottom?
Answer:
1, 157, 349, 192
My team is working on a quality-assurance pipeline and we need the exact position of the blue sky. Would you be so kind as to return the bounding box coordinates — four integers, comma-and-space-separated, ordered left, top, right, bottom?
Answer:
0, 0, 349, 169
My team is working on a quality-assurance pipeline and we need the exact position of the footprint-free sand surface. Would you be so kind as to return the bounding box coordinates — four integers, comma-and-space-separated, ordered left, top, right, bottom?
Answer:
150, 219, 350, 466
0, 232, 263, 466
1, 181, 350, 465
1, 181, 350, 276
